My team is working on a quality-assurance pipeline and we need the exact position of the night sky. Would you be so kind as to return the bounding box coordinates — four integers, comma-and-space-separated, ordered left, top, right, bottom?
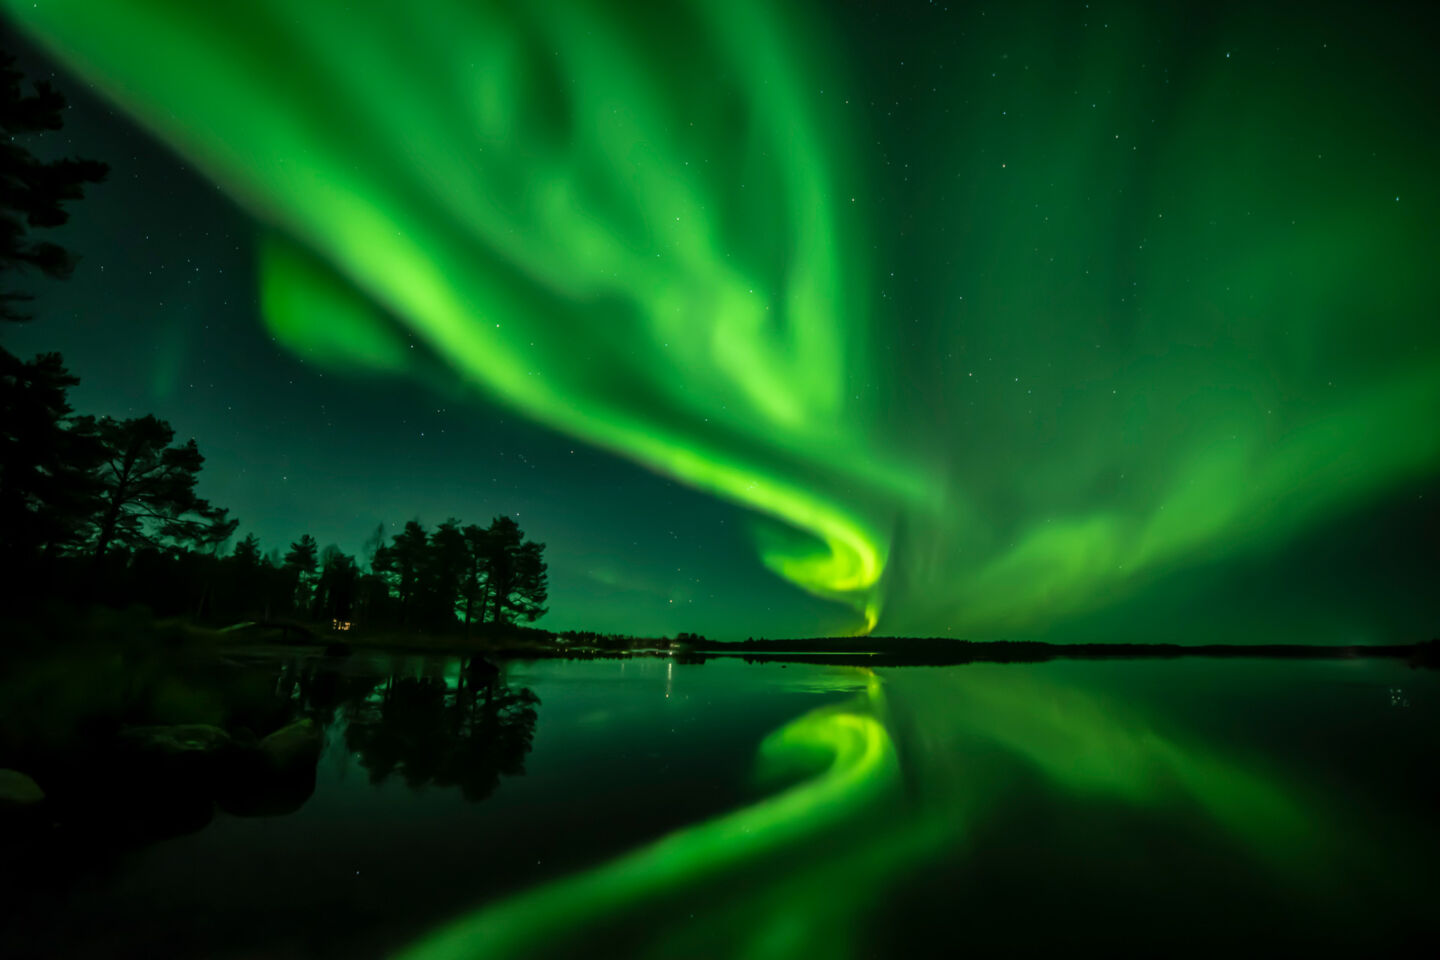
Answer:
3, 1, 1437, 642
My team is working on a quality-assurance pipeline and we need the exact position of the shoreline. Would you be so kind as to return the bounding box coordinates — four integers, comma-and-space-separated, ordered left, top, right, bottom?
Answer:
218, 625, 1440, 669
694, 638, 1439, 668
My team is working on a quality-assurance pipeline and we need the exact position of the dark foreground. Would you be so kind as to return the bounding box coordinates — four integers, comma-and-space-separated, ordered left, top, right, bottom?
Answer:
3, 639, 1438, 958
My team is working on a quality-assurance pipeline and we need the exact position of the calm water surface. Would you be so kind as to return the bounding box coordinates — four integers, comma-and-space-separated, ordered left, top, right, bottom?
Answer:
6, 652, 1437, 957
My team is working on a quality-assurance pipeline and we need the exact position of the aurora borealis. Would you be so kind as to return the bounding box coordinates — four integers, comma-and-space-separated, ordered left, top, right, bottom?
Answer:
3, 0, 1437, 641
399, 673, 905, 959
397, 661, 1352, 959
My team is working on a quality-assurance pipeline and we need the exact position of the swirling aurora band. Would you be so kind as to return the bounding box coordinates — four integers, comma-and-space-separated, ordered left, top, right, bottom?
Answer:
4, 3, 1431, 952
5, 0, 917, 632
5, 0, 1438, 641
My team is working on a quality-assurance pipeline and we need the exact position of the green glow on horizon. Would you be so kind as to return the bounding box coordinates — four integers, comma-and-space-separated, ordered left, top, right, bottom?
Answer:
939, 365, 1440, 635
5, 0, 1437, 638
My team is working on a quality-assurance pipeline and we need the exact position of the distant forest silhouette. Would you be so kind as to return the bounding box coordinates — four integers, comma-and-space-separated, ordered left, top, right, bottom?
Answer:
0, 50, 546, 636
3, 347, 550, 633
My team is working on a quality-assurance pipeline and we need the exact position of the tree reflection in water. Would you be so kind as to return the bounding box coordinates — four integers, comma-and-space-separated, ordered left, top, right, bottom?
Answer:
343, 658, 540, 802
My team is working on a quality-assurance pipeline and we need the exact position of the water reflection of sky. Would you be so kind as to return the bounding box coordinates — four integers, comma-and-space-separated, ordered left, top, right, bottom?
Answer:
15, 656, 1438, 958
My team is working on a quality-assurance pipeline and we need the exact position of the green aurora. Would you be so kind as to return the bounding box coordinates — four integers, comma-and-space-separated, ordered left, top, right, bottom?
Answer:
5, 0, 1437, 640
397, 673, 906, 959
395, 664, 1365, 958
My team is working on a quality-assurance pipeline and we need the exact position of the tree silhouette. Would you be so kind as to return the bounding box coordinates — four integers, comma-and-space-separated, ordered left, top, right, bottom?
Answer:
505, 540, 549, 623
0, 54, 108, 572
84, 414, 235, 562
0, 350, 103, 557
313, 544, 359, 621
360, 522, 386, 569
480, 516, 548, 625
283, 534, 318, 573
219, 533, 273, 620
0, 50, 109, 322
231, 533, 262, 567
425, 518, 469, 628
283, 534, 319, 612
458, 522, 491, 637
356, 516, 549, 631
373, 521, 428, 626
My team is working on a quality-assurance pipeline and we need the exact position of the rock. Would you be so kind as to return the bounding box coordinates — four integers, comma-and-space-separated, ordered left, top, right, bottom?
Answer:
258, 718, 322, 773
112, 725, 231, 834
0, 769, 45, 808
117, 724, 233, 755
216, 719, 322, 817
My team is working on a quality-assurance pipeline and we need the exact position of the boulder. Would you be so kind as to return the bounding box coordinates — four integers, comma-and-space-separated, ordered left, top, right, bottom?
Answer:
258, 718, 322, 773
0, 769, 45, 808
117, 724, 233, 756
215, 719, 322, 817
112, 725, 230, 833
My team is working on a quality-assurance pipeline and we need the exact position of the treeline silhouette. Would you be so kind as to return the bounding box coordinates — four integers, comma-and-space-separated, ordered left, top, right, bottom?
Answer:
1, 51, 547, 637
2, 352, 549, 632
554, 629, 707, 651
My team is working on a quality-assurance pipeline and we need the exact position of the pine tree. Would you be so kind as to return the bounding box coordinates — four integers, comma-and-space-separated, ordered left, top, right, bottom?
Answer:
478, 516, 548, 626
373, 521, 428, 626
232, 533, 262, 566
283, 534, 319, 613
84, 414, 235, 561
0, 350, 103, 556
313, 544, 359, 621
0, 51, 109, 321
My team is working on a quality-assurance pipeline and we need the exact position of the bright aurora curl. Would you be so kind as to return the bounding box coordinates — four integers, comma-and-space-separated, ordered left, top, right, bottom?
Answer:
8, 0, 1437, 641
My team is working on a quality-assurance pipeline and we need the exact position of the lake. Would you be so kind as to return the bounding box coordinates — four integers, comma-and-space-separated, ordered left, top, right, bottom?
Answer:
4, 651, 1437, 957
